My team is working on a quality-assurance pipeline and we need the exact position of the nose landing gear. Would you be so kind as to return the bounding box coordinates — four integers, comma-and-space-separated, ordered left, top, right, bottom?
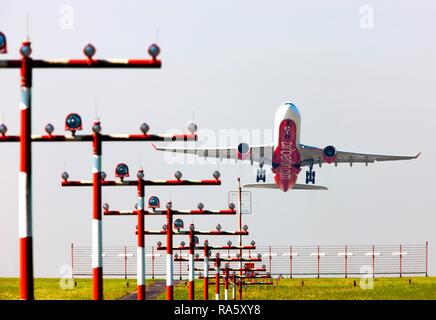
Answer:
256, 162, 266, 183
305, 160, 316, 184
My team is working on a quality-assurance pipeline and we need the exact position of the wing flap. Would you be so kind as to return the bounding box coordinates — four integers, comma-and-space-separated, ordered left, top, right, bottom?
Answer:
152, 144, 274, 165
292, 184, 328, 190
299, 144, 420, 167
243, 183, 327, 190
243, 183, 278, 189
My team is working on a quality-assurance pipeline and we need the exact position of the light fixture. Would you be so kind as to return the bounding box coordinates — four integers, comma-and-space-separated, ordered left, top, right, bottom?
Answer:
19, 41, 31, 57
148, 43, 160, 59
65, 113, 82, 134
137, 170, 144, 179
0, 123, 7, 136
100, 171, 107, 180
187, 122, 197, 134
0, 32, 7, 53
61, 171, 69, 181
92, 120, 101, 134
213, 170, 220, 180
45, 123, 54, 135
140, 123, 150, 134
115, 163, 129, 179
174, 219, 184, 230
174, 170, 182, 180
83, 43, 96, 59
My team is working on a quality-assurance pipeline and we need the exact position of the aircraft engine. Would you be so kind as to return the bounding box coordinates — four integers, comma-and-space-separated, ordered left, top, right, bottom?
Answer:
237, 142, 251, 160
323, 145, 337, 163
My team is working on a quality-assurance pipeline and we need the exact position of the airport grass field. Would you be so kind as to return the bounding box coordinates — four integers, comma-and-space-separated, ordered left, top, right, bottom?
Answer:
0, 278, 153, 300
157, 277, 436, 300
1, 277, 436, 300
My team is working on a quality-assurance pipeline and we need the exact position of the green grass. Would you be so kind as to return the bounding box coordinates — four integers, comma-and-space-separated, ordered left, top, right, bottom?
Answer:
0, 278, 155, 300
4, 277, 435, 300
157, 277, 436, 300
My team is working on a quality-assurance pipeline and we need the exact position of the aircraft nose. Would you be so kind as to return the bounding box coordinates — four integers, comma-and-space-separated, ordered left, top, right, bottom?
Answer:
282, 102, 300, 119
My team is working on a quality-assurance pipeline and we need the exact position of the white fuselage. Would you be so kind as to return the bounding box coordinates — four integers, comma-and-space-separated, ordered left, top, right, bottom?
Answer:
271, 102, 302, 191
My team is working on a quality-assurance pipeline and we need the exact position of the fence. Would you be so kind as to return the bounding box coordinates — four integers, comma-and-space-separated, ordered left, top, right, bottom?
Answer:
71, 243, 429, 279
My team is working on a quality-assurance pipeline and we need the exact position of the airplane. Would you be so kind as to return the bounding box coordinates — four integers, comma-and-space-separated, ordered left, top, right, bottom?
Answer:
153, 102, 420, 192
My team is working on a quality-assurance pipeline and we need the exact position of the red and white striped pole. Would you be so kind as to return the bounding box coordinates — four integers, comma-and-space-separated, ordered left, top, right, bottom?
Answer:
232, 272, 236, 300
238, 276, 243, 300
179, 248, 182, 280
215, 254, 220, 300
91, 119, 103, 300
136, 170, 145, 300
188, 224, 195, 300
203, 240, 209, 300
18, 40, 34, 300
224, 265, 229, 300
237, 178, 243, 279
166, 203, 174, 300
0, 42, 163, 300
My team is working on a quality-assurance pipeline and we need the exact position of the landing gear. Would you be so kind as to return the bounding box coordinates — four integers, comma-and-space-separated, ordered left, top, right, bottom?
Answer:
305, 160, 316, 184
256, 162, 266, 183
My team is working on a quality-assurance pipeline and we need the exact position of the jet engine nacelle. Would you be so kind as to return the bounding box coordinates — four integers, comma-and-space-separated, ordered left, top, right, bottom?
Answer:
237, 142, 251, 160
323, 145, 337, 163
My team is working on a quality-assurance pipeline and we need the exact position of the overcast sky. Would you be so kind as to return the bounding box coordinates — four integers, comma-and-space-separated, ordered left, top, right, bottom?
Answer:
0, 0, 435, 277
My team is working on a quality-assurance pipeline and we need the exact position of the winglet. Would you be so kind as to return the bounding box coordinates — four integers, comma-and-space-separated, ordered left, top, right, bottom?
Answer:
415, 152, 421, 159
151, 143, 157, 150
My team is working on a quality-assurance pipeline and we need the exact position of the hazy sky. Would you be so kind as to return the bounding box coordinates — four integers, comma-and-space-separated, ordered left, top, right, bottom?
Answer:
0, 0, 435, 277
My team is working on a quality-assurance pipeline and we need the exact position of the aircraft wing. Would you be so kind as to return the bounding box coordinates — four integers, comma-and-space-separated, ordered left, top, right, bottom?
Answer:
299, 144, 421, 167
152, 144, 274, 165
243, 183, 328, 190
